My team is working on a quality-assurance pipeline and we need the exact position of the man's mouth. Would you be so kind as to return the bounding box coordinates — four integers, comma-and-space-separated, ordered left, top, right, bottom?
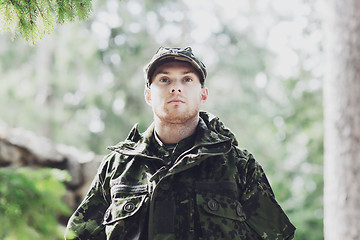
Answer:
168, 98, 185, 104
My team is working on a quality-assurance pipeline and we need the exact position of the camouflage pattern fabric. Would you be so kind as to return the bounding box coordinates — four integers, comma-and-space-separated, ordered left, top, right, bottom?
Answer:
65, 111, 296, 240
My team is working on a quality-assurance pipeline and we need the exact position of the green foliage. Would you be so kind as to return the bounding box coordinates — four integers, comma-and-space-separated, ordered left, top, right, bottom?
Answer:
0, 167, 71, 240
0, 0, 93, 44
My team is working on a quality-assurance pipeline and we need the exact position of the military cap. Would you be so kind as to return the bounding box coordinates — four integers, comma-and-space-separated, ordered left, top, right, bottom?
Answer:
144, 46, 207, 87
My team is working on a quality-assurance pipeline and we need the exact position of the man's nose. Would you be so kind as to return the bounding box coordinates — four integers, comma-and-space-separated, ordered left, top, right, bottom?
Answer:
170, 81, 182, 93
171, 88, 181, 93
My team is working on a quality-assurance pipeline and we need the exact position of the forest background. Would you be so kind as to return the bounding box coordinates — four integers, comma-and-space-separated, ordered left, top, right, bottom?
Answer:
0, 0, 324, 239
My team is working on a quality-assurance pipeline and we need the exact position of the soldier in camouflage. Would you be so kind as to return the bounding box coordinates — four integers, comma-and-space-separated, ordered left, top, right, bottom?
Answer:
65, 47, 296, 240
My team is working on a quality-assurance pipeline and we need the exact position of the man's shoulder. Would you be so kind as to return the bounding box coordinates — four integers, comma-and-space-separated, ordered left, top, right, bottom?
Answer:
105, 122, 153, 156
228, 145, 253, 162
225, 146, 264, 175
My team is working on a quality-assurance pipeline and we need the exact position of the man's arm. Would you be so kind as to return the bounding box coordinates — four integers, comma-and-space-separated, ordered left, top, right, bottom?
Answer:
237, 149, 296, 240
65, 154, 113, 240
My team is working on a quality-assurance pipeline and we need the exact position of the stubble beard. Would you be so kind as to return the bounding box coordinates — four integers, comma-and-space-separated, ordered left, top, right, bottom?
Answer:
154, 105, 200, 125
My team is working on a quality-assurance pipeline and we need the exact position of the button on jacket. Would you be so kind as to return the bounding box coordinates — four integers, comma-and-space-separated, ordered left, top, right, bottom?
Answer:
65, 111, 295, 240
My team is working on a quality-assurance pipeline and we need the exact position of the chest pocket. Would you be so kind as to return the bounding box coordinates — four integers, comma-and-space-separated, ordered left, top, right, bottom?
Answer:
195, 181, 254, 239
196, 193, 246, 221
103, 184, 148, 225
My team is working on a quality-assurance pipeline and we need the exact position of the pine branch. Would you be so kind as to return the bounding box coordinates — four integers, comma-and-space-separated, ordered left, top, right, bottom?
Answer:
0, 0, 93, 45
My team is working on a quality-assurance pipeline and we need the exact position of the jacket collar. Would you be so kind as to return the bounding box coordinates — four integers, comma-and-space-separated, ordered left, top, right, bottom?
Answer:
108, 112, 235, 160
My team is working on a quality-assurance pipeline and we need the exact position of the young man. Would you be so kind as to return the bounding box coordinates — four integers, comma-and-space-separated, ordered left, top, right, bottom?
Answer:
65, 47, 295, 239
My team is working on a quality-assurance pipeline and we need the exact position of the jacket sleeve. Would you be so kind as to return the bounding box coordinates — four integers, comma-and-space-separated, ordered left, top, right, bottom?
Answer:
237, 150, 296, 240
65, 154, 114, 240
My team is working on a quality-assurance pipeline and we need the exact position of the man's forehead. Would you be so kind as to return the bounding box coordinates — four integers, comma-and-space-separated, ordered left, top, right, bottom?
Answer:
153, 61, 198, 75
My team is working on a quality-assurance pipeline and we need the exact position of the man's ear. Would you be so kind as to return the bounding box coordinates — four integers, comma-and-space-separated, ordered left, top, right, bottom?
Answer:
144, 88, 152, 106
201, 87, 209, 103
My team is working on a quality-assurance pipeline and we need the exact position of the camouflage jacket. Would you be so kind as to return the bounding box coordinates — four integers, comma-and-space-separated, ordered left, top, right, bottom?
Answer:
65, 112, 295, 240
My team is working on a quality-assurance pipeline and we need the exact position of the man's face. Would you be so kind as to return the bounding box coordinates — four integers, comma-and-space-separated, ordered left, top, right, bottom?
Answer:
144, 61, 208, 124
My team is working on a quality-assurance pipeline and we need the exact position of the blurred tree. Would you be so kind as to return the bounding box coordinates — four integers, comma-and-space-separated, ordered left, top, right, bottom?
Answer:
323, 0, 360, 239
0, 0, 93, 44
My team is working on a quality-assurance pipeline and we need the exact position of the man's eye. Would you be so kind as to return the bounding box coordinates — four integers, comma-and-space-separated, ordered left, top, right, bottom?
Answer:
184, 77, 192, 82
160, 78, 169, 83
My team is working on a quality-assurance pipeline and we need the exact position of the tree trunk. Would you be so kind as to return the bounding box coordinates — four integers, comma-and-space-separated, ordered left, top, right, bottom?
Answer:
323, 0, 360, 239
35, 38, 54, 138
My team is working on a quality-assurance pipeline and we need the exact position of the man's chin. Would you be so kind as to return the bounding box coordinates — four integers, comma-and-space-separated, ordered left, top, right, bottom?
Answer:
157, 110, 197, 124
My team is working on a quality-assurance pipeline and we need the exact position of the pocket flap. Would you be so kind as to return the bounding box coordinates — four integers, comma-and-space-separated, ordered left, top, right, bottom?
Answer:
197, 193, 246, 222
103, 194, 147, 225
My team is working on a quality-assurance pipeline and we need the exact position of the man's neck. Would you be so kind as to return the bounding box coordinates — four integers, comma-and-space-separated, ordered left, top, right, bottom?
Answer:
154, 115, 199, 144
